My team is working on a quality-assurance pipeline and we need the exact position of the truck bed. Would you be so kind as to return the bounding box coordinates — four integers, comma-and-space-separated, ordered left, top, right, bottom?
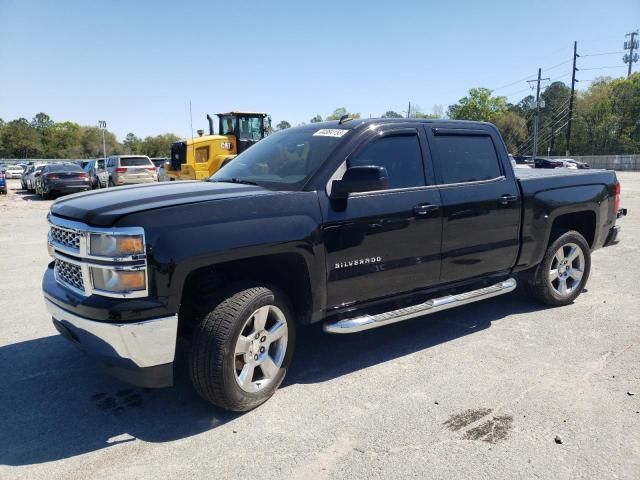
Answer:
515, 167, 617, 193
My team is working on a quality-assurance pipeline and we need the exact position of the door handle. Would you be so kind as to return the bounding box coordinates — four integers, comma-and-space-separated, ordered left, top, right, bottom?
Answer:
413, 204, 439, 215
498, 194, 518, 205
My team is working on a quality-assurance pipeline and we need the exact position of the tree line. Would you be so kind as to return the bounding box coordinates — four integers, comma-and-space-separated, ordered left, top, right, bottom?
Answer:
276, 74, 639, 156
2, 73, 637, 159
0, 113, 180, 159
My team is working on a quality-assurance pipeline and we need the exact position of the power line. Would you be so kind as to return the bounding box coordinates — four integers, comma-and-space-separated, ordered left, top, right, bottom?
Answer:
543, 59, 572, 72
581, 51, 624, 57
580, 65, 627, 71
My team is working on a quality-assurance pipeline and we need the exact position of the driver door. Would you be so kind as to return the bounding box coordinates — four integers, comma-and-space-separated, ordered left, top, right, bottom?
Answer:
321, 127, 443, 308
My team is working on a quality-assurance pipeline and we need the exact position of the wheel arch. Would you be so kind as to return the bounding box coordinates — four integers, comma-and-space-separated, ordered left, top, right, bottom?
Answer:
178, 252, 315, 337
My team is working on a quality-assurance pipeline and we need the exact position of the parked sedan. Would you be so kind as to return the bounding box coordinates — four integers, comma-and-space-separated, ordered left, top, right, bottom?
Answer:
35, 163, 91, 199
4, 166, 24, 179
560, 158, 591, 169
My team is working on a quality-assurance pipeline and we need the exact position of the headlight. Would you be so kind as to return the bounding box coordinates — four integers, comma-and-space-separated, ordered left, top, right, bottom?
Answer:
91, 268, 146, 293
90, 233, 144, 257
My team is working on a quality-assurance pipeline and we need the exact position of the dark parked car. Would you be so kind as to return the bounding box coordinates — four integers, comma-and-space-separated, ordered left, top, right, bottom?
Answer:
35, 163, 91, 199
0, 171, 6, 194
534, 157, 564, 168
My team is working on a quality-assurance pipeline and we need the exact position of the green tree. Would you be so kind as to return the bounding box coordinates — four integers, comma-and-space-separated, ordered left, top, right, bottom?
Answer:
79, 126, 120, 158
31, 112, 54, 130
276, 120, 291, 130
140, 133, 181, 157
382, 110, 403, 118
494, 111, 528, 153
46, 121, 82, 158
123, 132, 143, 154
326, 107, 361, 120
310, 114, 323, 123
0, 118, 43, 158
447, 88, 508, 122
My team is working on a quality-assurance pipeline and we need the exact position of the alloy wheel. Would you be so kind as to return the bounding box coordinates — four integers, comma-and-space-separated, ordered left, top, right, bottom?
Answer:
549, 242, 585, 296
233, 305, 288, 393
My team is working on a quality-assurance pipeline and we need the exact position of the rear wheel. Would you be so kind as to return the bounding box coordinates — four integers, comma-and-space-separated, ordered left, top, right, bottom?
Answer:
524, 230, 591, 306
189, 285, 295, 411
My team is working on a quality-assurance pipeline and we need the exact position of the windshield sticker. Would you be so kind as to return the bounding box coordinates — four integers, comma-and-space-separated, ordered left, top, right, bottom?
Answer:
313, 129, 349, 138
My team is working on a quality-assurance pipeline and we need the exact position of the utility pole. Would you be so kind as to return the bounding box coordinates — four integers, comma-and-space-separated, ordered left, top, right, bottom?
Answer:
406, 101, 411, 119
528, 68, 550, 160
566, 41, 579, 156
624, 31, 639, 78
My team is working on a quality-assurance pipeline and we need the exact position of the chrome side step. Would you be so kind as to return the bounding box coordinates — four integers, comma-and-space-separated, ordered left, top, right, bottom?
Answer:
323, 278, 517, 334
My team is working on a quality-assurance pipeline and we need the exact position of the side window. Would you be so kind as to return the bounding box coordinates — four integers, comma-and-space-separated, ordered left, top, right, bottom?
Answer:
195, 146, 209, 163
432, 135, 501, 184
348, 134, 425, 189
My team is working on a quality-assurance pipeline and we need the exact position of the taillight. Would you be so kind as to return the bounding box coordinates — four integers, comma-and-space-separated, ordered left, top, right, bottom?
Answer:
614, 181, 620, 212
146, 167, 156, 172
47, 174, 60, 180
116, 167, 127, 173
79, 173, 89, 179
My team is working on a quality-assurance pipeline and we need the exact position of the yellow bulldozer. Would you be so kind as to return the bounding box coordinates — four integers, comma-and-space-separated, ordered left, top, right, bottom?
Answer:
167, 112, 270, 181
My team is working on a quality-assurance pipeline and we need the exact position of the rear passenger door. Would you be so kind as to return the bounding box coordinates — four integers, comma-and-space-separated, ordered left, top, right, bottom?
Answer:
425, 126, 521, 283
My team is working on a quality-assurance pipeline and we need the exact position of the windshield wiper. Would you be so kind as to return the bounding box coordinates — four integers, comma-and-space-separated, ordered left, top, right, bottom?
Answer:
216, 178, 259, 186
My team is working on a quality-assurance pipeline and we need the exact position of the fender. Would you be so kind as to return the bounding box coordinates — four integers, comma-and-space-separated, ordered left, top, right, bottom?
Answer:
117, 191, 327, 319
516, 183, 607, 270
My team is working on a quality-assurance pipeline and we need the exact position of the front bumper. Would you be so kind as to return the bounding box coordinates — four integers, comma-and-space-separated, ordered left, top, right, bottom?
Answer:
45, 299, 178, 388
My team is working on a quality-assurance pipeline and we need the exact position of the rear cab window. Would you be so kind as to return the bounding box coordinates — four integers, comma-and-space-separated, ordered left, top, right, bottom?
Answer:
430, 133, 502, 184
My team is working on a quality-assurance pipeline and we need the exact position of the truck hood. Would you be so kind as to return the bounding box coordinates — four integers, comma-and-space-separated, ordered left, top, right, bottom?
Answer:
50, 181, 271, 227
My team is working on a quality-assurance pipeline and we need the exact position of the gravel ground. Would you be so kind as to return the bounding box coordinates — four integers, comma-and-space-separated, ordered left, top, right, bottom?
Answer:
0, 175, 638, 480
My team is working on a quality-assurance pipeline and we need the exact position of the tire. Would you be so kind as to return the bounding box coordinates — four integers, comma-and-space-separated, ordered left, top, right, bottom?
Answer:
40, 185, 50, 200
108, 178, 115, 188
524, 230, 591, 306
189, 285, 296, 411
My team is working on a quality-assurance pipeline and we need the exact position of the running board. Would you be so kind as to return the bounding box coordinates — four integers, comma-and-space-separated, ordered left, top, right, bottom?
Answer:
323, 278, 517, 334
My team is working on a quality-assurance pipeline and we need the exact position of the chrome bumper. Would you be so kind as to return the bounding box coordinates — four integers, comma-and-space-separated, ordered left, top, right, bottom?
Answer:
45, 299, 178, 368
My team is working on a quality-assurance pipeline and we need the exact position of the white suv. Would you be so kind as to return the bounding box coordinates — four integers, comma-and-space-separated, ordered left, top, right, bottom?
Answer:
106, 155, 158, 186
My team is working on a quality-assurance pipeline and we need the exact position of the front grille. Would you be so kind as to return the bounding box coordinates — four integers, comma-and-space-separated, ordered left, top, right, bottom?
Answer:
50, 226, 81, 250
55, 259, 84, 292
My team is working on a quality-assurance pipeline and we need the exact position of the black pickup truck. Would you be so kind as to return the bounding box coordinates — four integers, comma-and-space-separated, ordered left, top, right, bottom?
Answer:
42, 118, 626, 411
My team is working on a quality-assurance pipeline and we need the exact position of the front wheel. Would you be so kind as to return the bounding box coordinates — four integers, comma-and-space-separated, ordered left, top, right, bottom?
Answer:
524, 230, 591, 306
189, 285, 296, 411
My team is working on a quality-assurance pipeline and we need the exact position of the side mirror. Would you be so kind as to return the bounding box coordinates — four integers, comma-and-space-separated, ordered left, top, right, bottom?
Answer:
34, 172, 41, 177
331, 165, 389, 199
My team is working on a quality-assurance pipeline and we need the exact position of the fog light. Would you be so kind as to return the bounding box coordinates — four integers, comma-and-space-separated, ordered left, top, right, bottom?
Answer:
91, 268, 146, 293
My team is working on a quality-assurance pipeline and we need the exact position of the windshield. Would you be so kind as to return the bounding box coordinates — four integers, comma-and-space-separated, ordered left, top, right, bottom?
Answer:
211, 127, 347, 190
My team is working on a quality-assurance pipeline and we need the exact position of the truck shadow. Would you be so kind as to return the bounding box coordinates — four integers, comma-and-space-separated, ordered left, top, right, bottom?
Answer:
0, 287, 548, 466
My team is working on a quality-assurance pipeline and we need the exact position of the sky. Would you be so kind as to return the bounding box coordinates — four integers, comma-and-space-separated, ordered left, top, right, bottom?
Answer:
0, 0, 638, 141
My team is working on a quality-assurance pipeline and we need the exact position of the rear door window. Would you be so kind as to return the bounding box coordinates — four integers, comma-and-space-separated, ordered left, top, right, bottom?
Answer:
348, 134, 425, 189
431, 135, 502, 184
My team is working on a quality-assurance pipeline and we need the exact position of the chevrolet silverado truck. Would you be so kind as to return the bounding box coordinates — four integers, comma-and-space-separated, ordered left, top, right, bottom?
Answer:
42, 118, 627, 411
